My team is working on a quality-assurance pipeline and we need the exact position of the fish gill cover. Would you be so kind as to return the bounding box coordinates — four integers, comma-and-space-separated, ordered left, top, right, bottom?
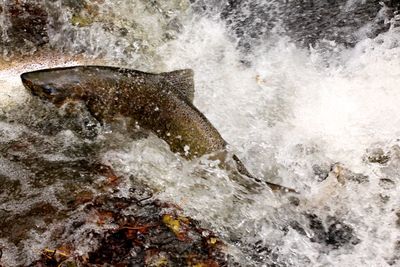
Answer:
0, 0, 400, 266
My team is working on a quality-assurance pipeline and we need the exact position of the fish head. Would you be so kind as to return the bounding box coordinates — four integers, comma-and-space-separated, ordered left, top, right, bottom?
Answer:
21, 67, 87, 106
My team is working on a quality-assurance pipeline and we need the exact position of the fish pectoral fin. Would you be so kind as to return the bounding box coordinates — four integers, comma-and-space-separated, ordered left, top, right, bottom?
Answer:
160, 69, 195, 103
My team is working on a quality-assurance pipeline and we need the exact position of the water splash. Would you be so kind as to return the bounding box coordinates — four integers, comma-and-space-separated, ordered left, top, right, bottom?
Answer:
0, 0, 399, 266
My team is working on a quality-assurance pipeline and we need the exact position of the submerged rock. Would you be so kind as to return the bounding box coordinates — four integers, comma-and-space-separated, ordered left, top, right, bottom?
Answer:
0, 108, 229, 266
331, 163, 369, 184
326, 219, 359, 248
379, 178, 396, 190
191, 0, 399, 53
396, 211, 400, 228
312, 164, 330, 182
0, 0, 190, 67
365, 147, 391, 164
0, 1, 49, 56
28, 195, 228, 266
290, 213, 360, 249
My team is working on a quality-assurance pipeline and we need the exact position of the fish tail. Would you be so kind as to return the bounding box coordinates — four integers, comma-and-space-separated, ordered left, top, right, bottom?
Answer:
232, 155, 297, 193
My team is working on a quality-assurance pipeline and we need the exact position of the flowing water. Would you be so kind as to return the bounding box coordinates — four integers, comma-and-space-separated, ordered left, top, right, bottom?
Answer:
0, 0, 400, 266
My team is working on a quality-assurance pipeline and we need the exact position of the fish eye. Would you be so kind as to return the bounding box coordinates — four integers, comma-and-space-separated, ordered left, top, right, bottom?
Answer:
42, 84, 56, 95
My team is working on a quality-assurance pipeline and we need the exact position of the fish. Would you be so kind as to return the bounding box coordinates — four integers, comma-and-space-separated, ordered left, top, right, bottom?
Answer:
21, 65, 295, 193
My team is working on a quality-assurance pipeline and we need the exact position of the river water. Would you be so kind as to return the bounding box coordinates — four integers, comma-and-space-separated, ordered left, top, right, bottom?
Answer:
0, 0, 400, 266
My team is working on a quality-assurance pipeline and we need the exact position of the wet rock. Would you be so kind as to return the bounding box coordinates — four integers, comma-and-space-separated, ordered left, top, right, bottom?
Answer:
312, 164, 330, 182
62, 0, 87, 12
380, 193, 391, 204
27, 195, 228, 266
306, 214, 327, 243
232, 238, 290, 267
1, 1, 49, 55
365, 148, 390, 164
192, 0, 396, 53
0, 202, 59, 244
291, 213, 360, 249
0, 0, 189, 66
386, 240, 400, 265
288, 220, 307, 236
0, 121, 230, 265
331, 163, 369, 184
288, 196, 300, 206
379, 178, 396, 190
0, 174, 22, 199
386, 0, 400, 9
69, 0, 101, 27
283, 0, 390, 47
326, 219, 360, 248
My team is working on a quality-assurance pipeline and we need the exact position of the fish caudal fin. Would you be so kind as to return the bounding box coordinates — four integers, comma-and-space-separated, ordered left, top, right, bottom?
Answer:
160, 69, 195, 103
232, 155, 297, 193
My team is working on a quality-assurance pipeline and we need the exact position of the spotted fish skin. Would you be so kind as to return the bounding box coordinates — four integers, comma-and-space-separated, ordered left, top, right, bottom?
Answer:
21, 66, 226, 159
21, 65, 295, 192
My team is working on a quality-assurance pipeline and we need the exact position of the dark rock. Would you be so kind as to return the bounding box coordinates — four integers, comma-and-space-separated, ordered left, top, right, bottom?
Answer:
379, 178, 396, 190
386, 0, 400, 9
380, 193, 391, 204
191, 0, 398, 53
385, 240, 400, 265
365, 148, 390, 164
27, 195, 228, 266
288, 196, 300, 206
307, 213, 327, 243
0, 201, 59, 244
232, 238, 289, 266
291, 213, 360, 249
289, 220, 307, 236
331, 163, 369, 184
346, 172, 369, 184
0, 174, 22, 198
1, 1, 49, 55
62, 0, 87, 12
313, 164, 330, 181
0, 119, 230, 266
283, 0, 389, 47
326, 219, 360, 248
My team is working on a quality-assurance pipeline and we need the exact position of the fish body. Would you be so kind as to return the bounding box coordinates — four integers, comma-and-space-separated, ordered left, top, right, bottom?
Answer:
21, 66, 226, 159
21, 66, 294, 192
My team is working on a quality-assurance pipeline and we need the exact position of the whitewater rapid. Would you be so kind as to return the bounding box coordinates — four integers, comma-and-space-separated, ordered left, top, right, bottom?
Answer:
149, 16, 400, 266
0, 0, 399, 266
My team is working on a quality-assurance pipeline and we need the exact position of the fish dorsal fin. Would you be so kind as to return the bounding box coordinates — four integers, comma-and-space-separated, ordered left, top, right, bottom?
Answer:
160, 69, 195, 103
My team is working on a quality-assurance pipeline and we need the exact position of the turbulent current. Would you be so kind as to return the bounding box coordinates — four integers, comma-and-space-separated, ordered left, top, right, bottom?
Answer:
0, 0, 400, 266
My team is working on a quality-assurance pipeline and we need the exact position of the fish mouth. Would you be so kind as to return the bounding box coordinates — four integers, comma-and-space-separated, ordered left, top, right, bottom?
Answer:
20, 72, 53, 101
20, 73, 31, 88
20, 72, 37, 94
20, 71, 74, 107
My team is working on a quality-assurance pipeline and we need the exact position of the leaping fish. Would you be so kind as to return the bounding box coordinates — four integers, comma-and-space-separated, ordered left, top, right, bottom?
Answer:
21, 66, 294, 192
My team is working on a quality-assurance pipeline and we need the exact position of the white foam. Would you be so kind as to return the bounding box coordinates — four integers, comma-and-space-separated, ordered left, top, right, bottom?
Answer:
154, 15, 400, 265
0, 70, 29, 112
1, 7, 400, 266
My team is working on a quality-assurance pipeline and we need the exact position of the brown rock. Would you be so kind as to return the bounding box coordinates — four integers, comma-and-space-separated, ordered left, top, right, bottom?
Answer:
4, 1, 49, 51
366, 148, 390, 164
